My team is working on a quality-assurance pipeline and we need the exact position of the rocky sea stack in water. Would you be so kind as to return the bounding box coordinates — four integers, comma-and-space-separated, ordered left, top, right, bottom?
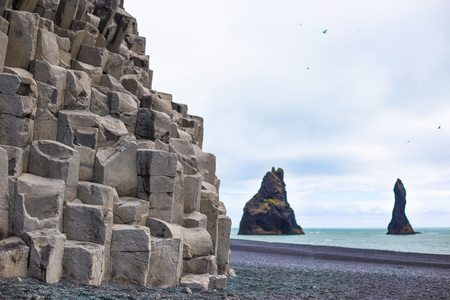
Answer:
239, 167, 304, 235
387, 179, 415, 234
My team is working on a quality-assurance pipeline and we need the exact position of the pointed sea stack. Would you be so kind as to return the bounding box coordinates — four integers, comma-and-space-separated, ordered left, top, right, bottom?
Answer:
387, 179, 416, 234
238, 167, 304, 235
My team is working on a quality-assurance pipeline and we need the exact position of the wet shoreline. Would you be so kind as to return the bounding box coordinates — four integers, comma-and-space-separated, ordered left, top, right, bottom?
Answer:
230, 239, 450, 269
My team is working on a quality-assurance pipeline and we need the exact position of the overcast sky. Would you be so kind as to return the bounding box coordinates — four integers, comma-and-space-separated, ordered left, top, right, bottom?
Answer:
125, 1, 450, 228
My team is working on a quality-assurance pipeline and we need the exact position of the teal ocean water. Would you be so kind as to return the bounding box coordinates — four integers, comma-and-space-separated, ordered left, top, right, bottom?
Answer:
231, 228, 450, 255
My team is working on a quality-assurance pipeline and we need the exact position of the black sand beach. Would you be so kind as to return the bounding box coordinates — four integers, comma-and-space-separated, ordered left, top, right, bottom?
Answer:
229, 239, 450, 299
1, 239, 449, 299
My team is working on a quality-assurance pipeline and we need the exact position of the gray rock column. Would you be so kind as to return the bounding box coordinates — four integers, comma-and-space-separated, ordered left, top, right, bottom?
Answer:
30, 60, 67, 107
29, 140, 80, 201
36, 28, 60, 65
108, 91, 139, 133
77, 181, 118, 209
57, 110, 98, 181
146, 217, 184, 240
12, 173, 66, 236
78, 44, 110, 70
94, 137, 137, 197
184, 255, 218, 275
34, 0, 61, 20
110, 224, 151, 286
0, 29, 7, 73
34, 81, 62, 141
172, 161, 185, 225
200, 198, 219, 255
63, 240, 104, 286
193, 145, 217, 186
183, 211, 207, 229
135, 108, 171, 141
64, 69, 92, 110
95, 115, 129, 147
106, 8, 134, 53
184, 174, 202, 214
0, 147, 9, 239
63, 202, 113, 281
137, 149, 178, 222
182, 227, 213, 259
4, 10, 39, 69
169, 138, 199, 175
22, 229, 66, 283
55, 0, 80, 29
113, 197, 147, 225
217, 215, 231, 275
94, 0, 120, 36
0, 72, 37, 148
147, 237, 183, 288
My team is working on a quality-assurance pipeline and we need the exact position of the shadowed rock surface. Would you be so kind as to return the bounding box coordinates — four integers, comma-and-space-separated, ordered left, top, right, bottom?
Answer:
238, 167, 304, 235
387, 179, 415, 234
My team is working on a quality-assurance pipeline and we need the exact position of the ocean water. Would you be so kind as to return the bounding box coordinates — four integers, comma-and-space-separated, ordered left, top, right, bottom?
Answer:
230, 228, 450, 255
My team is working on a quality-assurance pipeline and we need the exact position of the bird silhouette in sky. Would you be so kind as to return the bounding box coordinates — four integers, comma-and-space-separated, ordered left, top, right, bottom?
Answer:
323, 29, 327, 34
438, 126, 441, 129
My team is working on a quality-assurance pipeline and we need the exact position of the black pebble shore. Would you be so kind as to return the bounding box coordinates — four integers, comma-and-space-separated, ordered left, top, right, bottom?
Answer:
1, 239, 450, 299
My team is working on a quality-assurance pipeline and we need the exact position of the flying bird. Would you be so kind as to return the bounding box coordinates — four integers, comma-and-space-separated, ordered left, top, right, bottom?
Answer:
438, 126, 441, 129
323, 29, 327, 34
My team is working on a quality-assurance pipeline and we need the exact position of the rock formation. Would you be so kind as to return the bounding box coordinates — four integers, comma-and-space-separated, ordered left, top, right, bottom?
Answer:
238, 167, 304, 235
0, 0, 232, 290
387, 179, 415, 234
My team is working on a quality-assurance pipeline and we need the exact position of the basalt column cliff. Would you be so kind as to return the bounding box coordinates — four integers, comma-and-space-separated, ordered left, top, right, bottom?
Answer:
0, 0, 231, 290
239, 167, 304, 235
387, 179, 415, 234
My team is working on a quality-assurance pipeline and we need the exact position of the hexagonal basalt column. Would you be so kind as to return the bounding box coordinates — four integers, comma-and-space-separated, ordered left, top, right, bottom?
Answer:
22, 229, 66, 283
137, 149, 177, 223
94, 137, 137, 197
29, 140, 80, 201
110, 225, 151, 286
0, 147, 9, 239
12, 173, 65, 236
147, 236, 183, 288
63, 203, 113, 281
63, 240, 105, 286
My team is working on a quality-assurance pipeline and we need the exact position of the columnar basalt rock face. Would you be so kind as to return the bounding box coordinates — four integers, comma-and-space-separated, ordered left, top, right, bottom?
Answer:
0, 0, 231, 289
0, 147, 9, 240
387, 179, 416, 234
239, 167, 304, 235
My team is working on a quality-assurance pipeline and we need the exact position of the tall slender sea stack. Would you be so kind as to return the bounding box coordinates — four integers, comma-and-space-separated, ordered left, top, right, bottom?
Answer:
0, 0, 231, 291
387, 179, 415, 234
239, 167, 304, 235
